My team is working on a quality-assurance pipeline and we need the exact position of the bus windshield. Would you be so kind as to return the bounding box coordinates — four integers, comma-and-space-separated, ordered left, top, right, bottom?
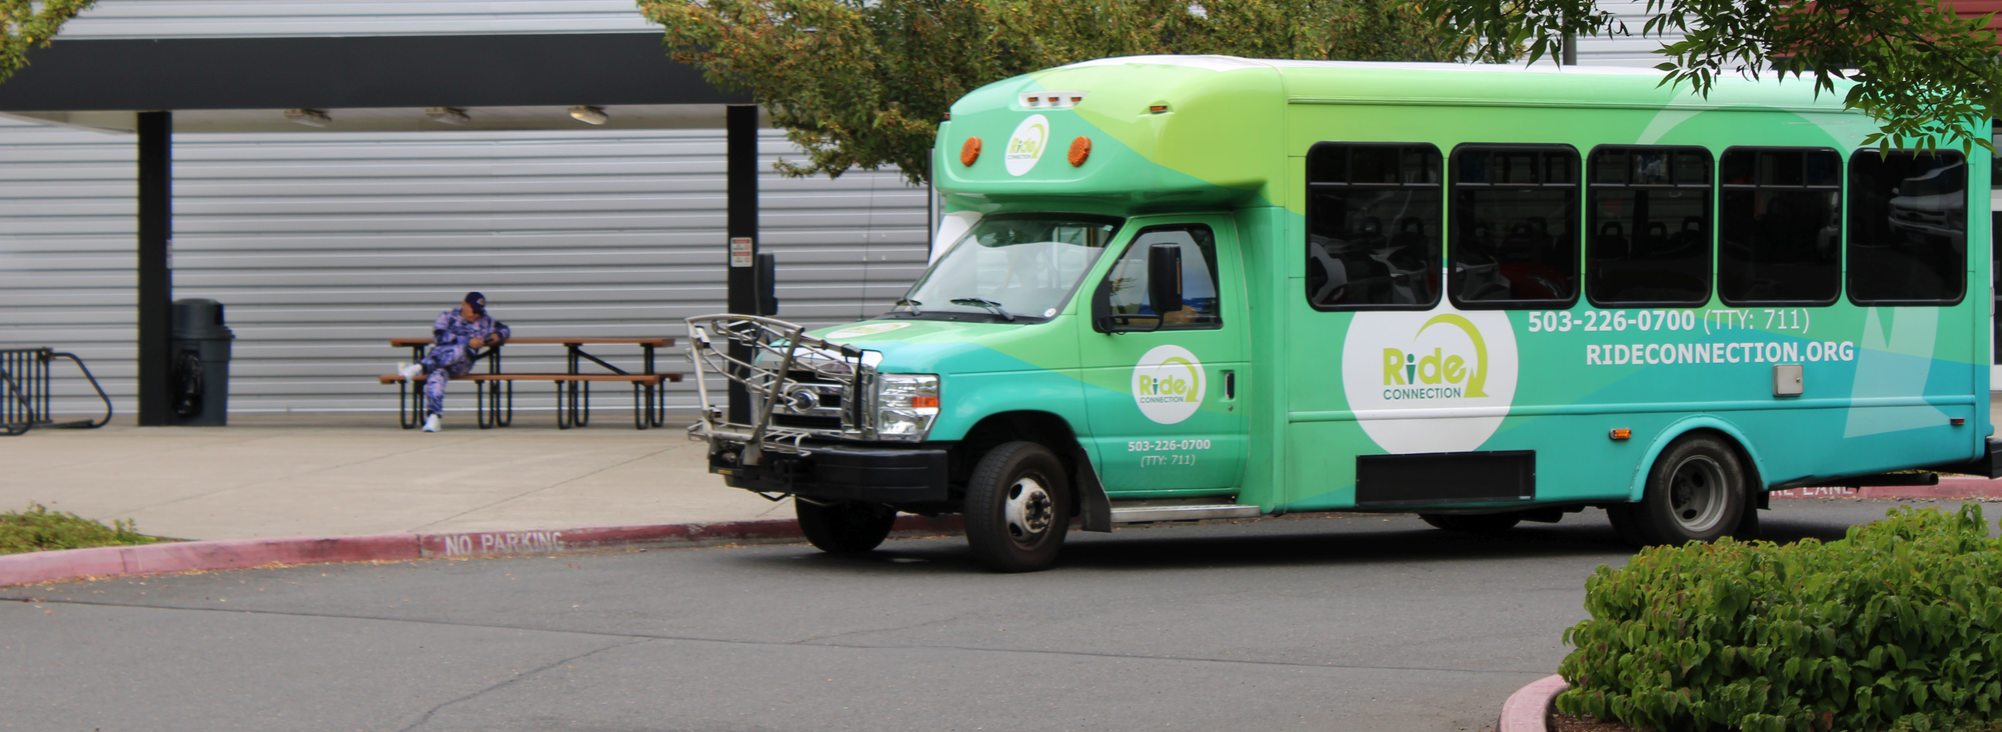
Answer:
892, 215, 1122, 322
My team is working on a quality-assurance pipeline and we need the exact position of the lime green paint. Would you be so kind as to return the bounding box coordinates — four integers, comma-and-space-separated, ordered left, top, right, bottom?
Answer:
814, 56, 1994, 517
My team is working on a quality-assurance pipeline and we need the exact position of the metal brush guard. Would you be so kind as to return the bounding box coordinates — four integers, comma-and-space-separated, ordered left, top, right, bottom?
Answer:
684, 314, 870, 466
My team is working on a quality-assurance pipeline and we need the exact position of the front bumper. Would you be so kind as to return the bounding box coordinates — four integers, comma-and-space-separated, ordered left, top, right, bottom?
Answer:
709, 441, 951, 504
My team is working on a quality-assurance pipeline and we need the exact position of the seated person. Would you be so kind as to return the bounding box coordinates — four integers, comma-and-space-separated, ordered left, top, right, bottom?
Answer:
397, 292, 510, 432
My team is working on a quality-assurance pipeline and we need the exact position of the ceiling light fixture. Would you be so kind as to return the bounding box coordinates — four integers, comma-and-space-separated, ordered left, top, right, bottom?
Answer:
425, 107, 471, 126
284, 108, 331, 128
568, 105, 608, 126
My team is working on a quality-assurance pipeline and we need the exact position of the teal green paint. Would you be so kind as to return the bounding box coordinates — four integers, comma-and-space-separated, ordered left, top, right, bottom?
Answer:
838, 57, 1993, 516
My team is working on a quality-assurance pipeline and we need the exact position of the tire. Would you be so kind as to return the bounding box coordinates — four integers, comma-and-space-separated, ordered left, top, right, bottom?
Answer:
964, 441, 1071, 573
1619, 434, 1748, 546
1418, 512, 1522, 533
1605, 502, 1643, 545
795, 500, 897, 555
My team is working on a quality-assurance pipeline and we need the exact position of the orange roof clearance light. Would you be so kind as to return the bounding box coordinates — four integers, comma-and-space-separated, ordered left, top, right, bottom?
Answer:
960, 137, 982, 167
1068, 136, 1092, 167
1148, 103, 1170, 114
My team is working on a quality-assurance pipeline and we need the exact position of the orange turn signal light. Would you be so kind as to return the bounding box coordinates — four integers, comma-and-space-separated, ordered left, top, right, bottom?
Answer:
911, 396, 940, 409
1068, 136, 1091, 167
960, 137, 982, 167
1609, 428, 1632, 441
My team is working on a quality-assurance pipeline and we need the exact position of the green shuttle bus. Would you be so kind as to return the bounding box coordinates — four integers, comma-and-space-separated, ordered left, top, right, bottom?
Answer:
687, 56, 2002, 572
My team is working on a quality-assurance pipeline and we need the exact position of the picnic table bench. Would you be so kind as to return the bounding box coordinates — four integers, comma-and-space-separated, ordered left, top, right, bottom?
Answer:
379, 337, 682, 430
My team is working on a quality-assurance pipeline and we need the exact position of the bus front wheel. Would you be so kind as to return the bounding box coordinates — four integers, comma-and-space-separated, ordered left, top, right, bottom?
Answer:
964, 441, 1070, 572
796, 499, 898, 554
1613, 435, 1747, 546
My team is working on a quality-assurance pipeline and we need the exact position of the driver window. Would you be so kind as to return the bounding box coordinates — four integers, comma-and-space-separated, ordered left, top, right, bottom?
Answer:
1102, 225, 1222, 328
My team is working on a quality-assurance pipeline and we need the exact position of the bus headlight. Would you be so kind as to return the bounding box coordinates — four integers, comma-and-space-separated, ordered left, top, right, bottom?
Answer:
874, 373, 940, 441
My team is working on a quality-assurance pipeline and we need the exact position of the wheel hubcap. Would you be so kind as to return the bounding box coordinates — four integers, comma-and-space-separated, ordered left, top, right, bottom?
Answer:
1668, 455, 1727, 533
1002, 475, 1054, 545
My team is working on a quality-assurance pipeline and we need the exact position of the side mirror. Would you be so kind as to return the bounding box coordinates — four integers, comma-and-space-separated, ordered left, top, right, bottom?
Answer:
1147, 243, 1184, 317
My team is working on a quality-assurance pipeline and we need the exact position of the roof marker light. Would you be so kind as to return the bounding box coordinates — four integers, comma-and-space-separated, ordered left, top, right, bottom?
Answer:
960, 137, 982, 167
1148, 103, 1169, 114
1019, 91, 1085, 109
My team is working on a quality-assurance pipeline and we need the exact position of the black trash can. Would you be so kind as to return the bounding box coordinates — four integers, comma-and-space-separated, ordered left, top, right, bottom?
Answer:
170, 299, 235, 426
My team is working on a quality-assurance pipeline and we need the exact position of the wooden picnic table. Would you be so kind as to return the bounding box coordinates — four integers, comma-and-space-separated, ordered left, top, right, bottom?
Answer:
384, 336, 680, 430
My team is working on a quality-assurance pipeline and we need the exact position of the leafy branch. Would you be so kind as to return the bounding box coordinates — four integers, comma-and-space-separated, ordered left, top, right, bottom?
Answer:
1425, 0, 2002, 153
640, 0, 1497, 185
1, 0, 94, 84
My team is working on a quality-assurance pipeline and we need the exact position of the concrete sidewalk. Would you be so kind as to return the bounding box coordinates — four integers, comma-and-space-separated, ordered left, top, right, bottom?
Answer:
0, 414, 792, 542
7, 411, 2002, 590
8, 413, 2002, 543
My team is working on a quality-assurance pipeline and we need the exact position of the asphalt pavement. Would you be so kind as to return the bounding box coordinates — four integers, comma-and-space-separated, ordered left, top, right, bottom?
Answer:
0, 501, 1942, 732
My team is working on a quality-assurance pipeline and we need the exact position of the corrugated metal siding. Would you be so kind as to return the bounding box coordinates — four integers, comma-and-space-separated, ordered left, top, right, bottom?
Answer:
59, 0, 657, 39
1577, 0, 2002, 65
1573, 0, 1687, 69
0, 117, 929, 417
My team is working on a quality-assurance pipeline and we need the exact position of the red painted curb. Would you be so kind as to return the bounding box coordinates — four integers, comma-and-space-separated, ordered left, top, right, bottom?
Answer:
1499, 674, 1567, 732
0, 514, 963, 588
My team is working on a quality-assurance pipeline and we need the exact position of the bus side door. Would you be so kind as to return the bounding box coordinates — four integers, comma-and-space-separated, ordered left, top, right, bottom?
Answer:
1077, 216, 1249, 497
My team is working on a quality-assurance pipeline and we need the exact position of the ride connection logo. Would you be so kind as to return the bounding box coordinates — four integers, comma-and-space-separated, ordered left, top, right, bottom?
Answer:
1380, 314, 1490, 401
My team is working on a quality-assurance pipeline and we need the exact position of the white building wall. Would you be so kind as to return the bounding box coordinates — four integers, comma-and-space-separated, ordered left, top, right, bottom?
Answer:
57, 0, 657, 38
0, 117, 929, 417
1573, 0, 1687, 69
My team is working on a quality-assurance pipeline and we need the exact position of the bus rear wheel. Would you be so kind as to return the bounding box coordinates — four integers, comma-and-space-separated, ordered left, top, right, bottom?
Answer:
1418, 512, 1522, 533
1613, 435, 1747, 546
795, 499, 898, 554
964, 441, 1070, 573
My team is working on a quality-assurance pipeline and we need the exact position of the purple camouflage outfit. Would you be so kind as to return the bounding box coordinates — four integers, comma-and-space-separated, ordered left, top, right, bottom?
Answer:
419, 306, 510, 417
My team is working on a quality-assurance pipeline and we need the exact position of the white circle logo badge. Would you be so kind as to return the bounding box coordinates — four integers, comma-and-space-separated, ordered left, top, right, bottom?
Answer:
1132, 345, 1205, 425
1339, 309, 1518, 453
826, 322, 911, 339
1004, 114, 1050, 177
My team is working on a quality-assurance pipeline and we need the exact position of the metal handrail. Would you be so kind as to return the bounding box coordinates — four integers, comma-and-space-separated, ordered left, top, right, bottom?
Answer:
1, 348, 114, 435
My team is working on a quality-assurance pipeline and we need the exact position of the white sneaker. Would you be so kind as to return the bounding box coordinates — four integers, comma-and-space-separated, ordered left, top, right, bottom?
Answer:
398, 363, 424, 381
422, 414, 441, 433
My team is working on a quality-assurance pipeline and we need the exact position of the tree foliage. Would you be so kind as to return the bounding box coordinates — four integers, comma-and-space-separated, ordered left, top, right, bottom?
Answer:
1, 0, 94, 84
1426, 0, 2002, 152
640, 0, 1499, 185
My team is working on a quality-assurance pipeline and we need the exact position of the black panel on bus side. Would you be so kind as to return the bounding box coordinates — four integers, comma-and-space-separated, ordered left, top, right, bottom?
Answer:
1355, 450, 1536, 507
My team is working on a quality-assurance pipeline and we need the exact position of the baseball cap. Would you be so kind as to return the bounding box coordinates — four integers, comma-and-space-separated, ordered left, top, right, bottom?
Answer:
463, 291, 487, 315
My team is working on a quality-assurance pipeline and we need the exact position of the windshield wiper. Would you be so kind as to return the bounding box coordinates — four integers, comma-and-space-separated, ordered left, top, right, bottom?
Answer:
950, 298, 1015, 321
892, 298, 922, 316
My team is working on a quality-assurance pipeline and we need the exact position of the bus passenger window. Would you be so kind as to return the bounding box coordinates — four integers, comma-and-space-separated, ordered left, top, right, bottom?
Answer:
1103, 226, 1222, 328
1450, 145, 1579, 308
1848, 150, 1966, 305
1719, 148, 1841, 305
1306, 143, 1441, 310
1587, 146, 1712, 306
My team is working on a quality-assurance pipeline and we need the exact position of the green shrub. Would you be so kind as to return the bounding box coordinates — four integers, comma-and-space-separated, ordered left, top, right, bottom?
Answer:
1557, 504, 2002, 732
0, 503, 157, 555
